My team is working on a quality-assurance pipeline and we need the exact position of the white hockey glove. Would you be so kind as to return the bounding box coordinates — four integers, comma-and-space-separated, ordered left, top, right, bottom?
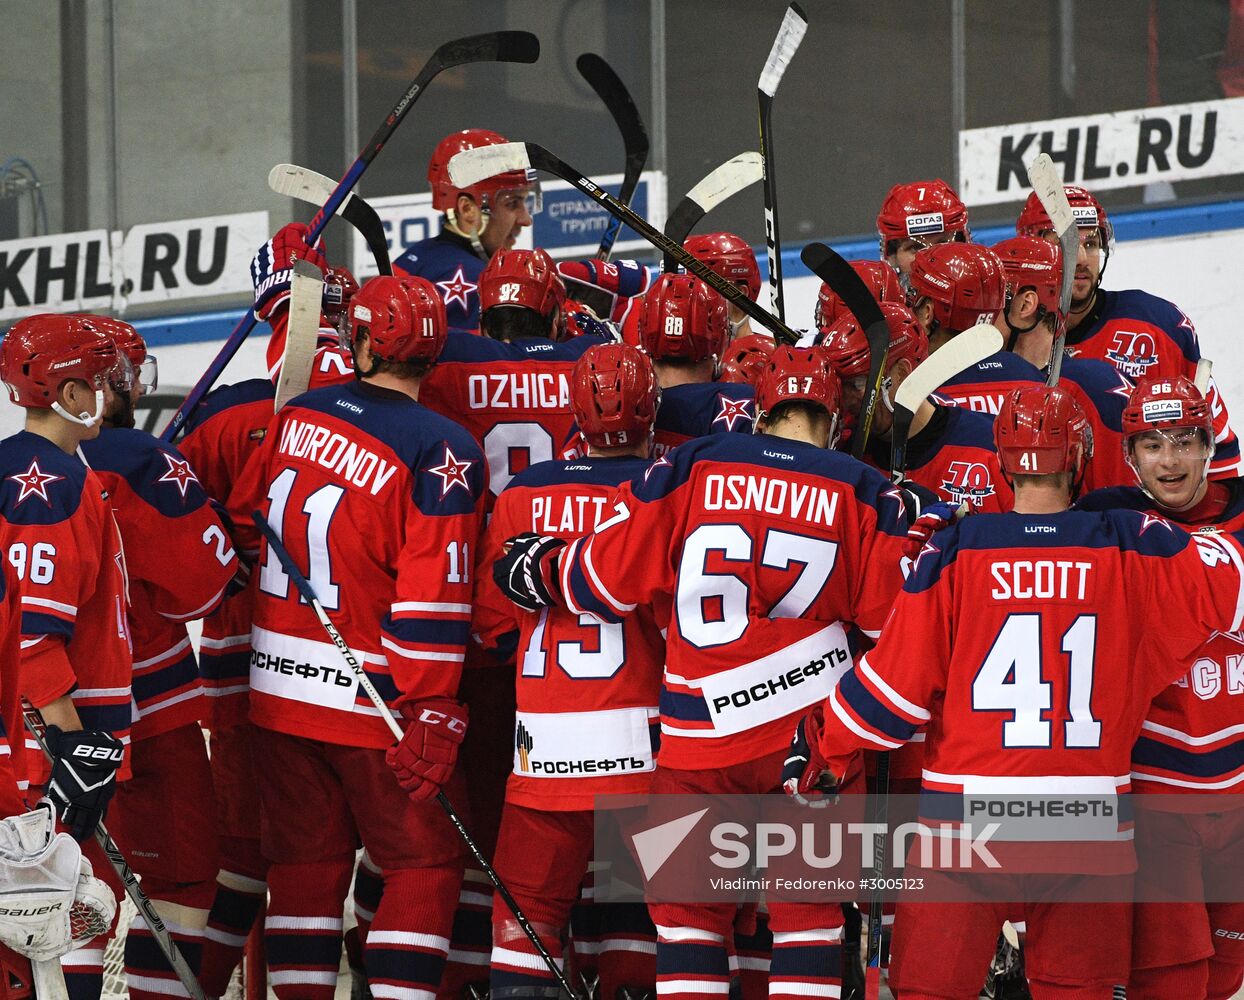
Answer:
0, 806, 115, 961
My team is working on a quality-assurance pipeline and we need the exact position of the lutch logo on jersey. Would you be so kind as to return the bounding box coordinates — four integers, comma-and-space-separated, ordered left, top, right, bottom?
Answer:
940, 461, 997, 507
1105, 330, 1160, 378
905, 212, 944, 237
424, 444, 475, 498
712, 395, 754, 432
7, 458, 64, 507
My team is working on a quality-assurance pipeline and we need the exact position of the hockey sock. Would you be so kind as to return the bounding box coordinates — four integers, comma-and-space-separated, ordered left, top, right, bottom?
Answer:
768, 927, 841, 1000
732, 911, 771, 1000
1206, 956, 1243, 1000
596, 902, 657, 999
366, 866, 462, 1000
490, 914, 566, 1000
438, 865, 493, 999
655, 925, 731, 1000
200, 836, 269, 995
568, 869, 603, 995
352, 851, 384, 946
60, 937, 106, 1000
1127, 960, 1207, 1000
265, 857, 354, 1000
123, 878, 212, 1000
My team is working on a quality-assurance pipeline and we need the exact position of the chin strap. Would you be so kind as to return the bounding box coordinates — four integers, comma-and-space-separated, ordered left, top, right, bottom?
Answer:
445, 208, 491, 260
51, 390, 104, 429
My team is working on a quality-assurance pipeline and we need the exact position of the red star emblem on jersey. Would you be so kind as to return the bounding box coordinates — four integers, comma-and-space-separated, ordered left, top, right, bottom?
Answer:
425, 445, 475, 499
713, 395, 754, 432
1107, 369, 1134, 404
436, 266, 478, 312
157, 453, 200, 499
7, 458, 63, 507
643, 454, 673, 482
1138, 512, 1174, 535
911, 538, 940, 576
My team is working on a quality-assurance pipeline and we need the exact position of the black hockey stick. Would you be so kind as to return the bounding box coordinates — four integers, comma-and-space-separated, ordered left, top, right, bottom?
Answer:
22, 703, 208, 1000
577, 54, 649, 262
449, 141, 801, 344
269, 163, 393, 275
161, 30, 539, 443
662, 151, 763, 274
250, 512, 578, 999
800, 242, 890, 457
757, 3, 807, 321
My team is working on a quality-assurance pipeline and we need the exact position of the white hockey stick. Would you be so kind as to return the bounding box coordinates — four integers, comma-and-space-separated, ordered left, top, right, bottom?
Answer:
662, 152, 763, 272
273, 259, 324, 412
890, 324, 1004, 482
1026, 153, 1078, 386
1196, 357, 1213, 394
268, 163, 392, 274
32, 960, 69, 1000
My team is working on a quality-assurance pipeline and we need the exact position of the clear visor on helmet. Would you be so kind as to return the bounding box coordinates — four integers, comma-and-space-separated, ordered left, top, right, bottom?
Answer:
104, 353, 136, 395
1040, 227, 1107, 268
136, 354, 158, 395
1129, 427, 1211, 458
487, 182, 542, 217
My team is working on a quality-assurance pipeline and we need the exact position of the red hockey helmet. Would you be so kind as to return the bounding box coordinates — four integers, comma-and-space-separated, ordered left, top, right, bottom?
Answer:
478, 248, 567, 317
1016, 185, 1114, 249
994, 384, 1093, 477
428, 129, 540, 214
684, 232, 761, 302
818, 301, 928, 380
991, 236, 1062, 317
350, 275, 447, 365
638, 274, 729, 362
719, 334, 775, 386
322, 266, 360, 324
0, 313, 124, 421
755, 345, 842, 435
908, 243, 1007, 334
571, 343, 659, 449
82, 314, 158, 396
1121, 375, 1214, 451
877, 179, 971, 255
814, 260, 905, 333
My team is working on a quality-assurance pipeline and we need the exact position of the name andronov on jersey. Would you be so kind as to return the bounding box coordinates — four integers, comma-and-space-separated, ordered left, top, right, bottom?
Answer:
703, 473, 840, 527
277, 417, 398, 495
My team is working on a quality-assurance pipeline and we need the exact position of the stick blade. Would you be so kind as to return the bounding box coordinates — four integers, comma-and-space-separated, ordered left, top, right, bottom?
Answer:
1196, 357, 1213, 394
800, 242, 883, 328
685, 152, 763, 215
758, 3, 809, 96
274, 259, 324, 412
268, 162, 335, 203
576, 53, 650, 159
1026, 153, 1075, 235
448, 142, 532, 188
894, 324, 1004, 412
437, 30, 540, 69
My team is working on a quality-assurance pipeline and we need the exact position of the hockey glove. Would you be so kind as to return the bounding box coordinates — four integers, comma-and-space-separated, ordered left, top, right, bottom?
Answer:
43, 727, 125, 842
493, 532, 566, 613
781, 704, 840, 807
251, 222, 328, 320
386, 699, 469, 804
902, 500, 969, 560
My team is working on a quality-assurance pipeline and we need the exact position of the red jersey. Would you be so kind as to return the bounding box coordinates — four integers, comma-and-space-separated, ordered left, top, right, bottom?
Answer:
0, 556, 29, 813
0, 431, 133, 775
178, 377, 275, 729
227, 380, 486, 749
557, 433, 909, 770
80, 428, 236, 739
1066, 287, 1241, 478
1079, 480, 1244, 798
262, 290, 354, 390
820, 509, 1244, 873
475, 456, 664, 811
418, 330, 613, 502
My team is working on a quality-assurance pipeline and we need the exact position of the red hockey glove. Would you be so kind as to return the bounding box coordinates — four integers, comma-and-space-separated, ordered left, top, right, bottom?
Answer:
902, 500, 969, 560
252, 223, 329, 319
781, 704, 840, 807
386, 699, 469, 803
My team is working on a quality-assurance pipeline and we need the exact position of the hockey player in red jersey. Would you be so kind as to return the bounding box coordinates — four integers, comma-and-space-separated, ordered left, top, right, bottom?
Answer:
495, 347, 912, 1000
684, 232, 763, 341
818, 301, 1013, 513
476, 342, 663, 1000
876, 179, 971, 280
78, 317, 236, 1000
394, 129, 541, 332
635, 273, 755, 457
785, 384, 1244, 1000
226, 275, 486, 1000
1074, 376, 1244, 999
1015, 184, 1241, 478
810, 259, 905, 339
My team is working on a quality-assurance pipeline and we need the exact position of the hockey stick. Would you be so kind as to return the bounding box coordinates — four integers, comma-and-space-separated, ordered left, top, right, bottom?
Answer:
889, 324, 1004, 483
662, 151, 764, 274
577, 54, 649, 262
1025, 153, 1078, 387
799, 242, 890, 458
273, 259, 325, 411
449, 141, 801, 345
249, 512, 578, 999
21, 704, 208, 1000
160, 30, 540, 443
268, 163, 393, 275
757, 3, 807, 321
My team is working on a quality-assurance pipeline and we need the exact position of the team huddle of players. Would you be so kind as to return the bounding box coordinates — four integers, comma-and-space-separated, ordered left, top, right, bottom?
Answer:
0, 123, 1236, 1000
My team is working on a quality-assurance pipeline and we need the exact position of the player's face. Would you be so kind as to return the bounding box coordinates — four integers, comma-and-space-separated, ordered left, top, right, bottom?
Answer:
481, 187, 536, 256
839, 371, 893, 436
1130, 428, 1210, 509
1043, 228, 1103, 307
890, 231, 958, 276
